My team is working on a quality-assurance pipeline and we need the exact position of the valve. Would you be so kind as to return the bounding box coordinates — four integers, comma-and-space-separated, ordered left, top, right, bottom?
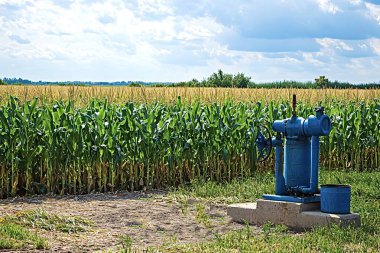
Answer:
255, 125, 272, 162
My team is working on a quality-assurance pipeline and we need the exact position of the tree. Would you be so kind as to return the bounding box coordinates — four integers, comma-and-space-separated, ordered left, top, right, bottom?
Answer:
315, 76, 329, 89
233, 73, 251, 88
174, 70, 253, 88
207, 69, 233, 87
0, 78, 5, 85
188, 78, 200, 87
129, 82, 142, 87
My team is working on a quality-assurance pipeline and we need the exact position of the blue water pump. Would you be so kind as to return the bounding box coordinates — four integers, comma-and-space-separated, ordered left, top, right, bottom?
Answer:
256, 95, 332, 203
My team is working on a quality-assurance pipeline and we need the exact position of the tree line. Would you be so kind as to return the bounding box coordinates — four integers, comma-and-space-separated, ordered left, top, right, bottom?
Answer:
1, 71, 380, 89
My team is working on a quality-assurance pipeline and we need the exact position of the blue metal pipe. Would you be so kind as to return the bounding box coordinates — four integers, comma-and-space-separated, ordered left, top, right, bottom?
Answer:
310, 136, 319, 192
273, 137, 286, 195
299, 136, 319, 194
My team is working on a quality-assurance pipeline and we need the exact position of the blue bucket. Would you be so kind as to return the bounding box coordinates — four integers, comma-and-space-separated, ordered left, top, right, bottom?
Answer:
320, 184, 351, 214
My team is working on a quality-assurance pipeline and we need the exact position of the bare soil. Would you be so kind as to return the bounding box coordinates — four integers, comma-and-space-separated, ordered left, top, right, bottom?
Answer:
0, 191, 245, 252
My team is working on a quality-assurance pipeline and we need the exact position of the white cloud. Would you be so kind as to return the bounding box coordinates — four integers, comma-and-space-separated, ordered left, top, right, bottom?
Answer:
177, 17, 224, 41
369, 38, 380, 55
316, 38, 354, 51
316, 0, 342, 14
365, 2, 380, 25
349, 0, 362, 5
302, 53, 324, 66
137, 0, 173, 15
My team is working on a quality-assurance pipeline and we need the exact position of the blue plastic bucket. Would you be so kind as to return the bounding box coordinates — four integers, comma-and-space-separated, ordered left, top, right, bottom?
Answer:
320, 184, 351, 214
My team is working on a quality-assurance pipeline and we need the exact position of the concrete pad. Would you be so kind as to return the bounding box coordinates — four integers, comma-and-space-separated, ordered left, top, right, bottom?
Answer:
301, 211, 361, 228
254, 199, 320, 227
227, 199, 361, 229
227, 203, 257, 224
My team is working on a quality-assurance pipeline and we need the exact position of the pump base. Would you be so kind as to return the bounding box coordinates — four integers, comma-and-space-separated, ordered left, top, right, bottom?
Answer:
227, 199, 360, 229
262, 194, 320, 203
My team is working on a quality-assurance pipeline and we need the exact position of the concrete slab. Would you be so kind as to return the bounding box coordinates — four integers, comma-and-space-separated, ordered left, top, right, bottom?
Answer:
227, 203, 257, 224
301, 211, 361, 227
227, 199, 360, 229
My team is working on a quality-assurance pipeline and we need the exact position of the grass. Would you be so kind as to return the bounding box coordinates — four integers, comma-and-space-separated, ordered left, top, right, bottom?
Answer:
161, 170, 380, 252
176, 195, 190, 215
4, 208, 93, 233
167, 172, 274, 204
195, 203, 212, 228
0, 209, 92, 250
0, 222, 48, 250
119, 234, 133, 253
156, 223, 379, 252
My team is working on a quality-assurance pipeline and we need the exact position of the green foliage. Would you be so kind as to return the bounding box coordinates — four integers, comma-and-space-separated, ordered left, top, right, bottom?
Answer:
0, 97, 260, 197
315, 76, 329, 88
128, 82, 142, 87
0, 222, 48, 250
2, 77, 32, 85
150, 83, 166, 87
195, 203, 211, 228
207, 70, 234, 87
173, 78, 202, 87
233, 73, 251, 88
4, 209, 92, 233
174, 70, 251, 88
0, 209, 91, 250
119, 235, 133, 253
0, 78, 5, 85
0, 97, 379, 198
169, 173, 273, 204
173, 72, 380, 88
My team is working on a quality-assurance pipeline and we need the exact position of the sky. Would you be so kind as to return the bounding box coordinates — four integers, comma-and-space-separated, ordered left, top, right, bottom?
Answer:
1, 0, 380, 83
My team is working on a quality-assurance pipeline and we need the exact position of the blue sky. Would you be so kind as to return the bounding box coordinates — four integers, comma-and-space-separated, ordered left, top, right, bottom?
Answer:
1, 0, 380, 83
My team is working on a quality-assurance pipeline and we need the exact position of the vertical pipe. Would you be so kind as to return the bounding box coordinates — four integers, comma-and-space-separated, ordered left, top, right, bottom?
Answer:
274, 137, 286, 195
310, 136, 319, 193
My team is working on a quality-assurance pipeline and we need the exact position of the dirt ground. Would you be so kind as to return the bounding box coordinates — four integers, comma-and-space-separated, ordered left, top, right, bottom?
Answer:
0, 191, 245, 252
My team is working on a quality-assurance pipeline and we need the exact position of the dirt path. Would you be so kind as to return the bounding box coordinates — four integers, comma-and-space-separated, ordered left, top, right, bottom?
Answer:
0, 192, 245, 252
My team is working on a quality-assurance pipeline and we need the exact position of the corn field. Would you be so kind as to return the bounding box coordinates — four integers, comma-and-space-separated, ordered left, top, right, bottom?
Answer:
1, 85, 379, 104
0, 96, 379, 198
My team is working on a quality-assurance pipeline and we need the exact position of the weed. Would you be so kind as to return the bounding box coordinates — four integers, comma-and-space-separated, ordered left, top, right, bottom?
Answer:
4, 208, 92, 233
195, 203, 212, 228
176, 195, 189, 215
119, 235, 133, 253
0, 222, 48, 250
